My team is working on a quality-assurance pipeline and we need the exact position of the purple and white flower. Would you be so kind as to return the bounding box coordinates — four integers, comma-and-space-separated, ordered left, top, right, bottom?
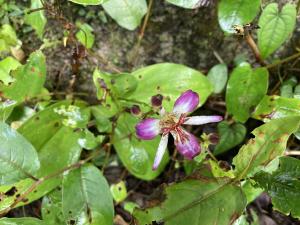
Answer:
135, 90, 223, 170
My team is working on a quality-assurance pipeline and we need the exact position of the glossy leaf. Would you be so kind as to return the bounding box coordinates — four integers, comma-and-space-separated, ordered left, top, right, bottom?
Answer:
207, 63, 228, 94
0, 122, 40, 185
130, 63, 213, 112
76, 22, 94, 49
62, 164, 114, 225
42, 189, 65, 225
102, 0, 147, 30
253, 95, 300, 122
0, 101, 84, 210
0, 57, 21, 85
0, 218, 45, 225
69, 0, 108, 5
258, 3, 296, 59
214, 121, 246, 155
218, 0, 260, 33
226, 63, 268, 123
254, 157, 300, 218
25, 0, 47, 40
134, 179, 246, 225
113, 113, 169, 180
0, 51, 46, 102
233, 117, 300, 179
166, 0, 209, 9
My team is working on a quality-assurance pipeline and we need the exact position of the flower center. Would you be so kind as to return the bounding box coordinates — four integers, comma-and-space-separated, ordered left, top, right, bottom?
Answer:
160, 113, 187, 135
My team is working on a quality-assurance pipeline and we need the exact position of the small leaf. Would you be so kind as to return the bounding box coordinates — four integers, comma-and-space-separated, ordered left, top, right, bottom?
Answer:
226, 63, 268, 123
76, 22, 94, 49
62, 164, 114, 225
218, 0, 260, 33
110, 181, 128, 204
114, 113, 169, 180
233, 117, 300, 179
102, 0, 147, 30
134, 178, 246, 225
166, 0, 210, 9
0, 57, 21, 85
78, 129, 102, 150
0, 122, 40, 185
68, 0, 108, 5
258, 3, 297, 59
253, 95, 300, 122
0, 51, 46, 102
254, 157, 300, 218
130, 63, 213, 112
0, 24, 18, 53
207, 63, 228, 94
0, 217, 45, 225
214, 121, 246, 155
25, 0, 47, 40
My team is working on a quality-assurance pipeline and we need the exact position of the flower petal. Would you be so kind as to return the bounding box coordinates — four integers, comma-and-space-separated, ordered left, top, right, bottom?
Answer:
135, 118, 160, 140
173, 90, 199, 115
184, 115, 223, 125
152, 133, 169, 170
171, 128, 200, 160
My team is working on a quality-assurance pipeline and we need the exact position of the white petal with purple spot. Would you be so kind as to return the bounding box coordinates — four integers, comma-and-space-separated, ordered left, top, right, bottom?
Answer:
173, 90, 199, 115
152, 134, 169, 170
184, 115, 223, 125
135, 118, 160, 140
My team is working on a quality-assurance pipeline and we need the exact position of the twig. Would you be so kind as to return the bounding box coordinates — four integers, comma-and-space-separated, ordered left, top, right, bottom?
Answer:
266, 52, 300, 69
244, 33, 266, 66
0, 150, 101, 217
285, 150, 300, 156
297, 0, 300, 13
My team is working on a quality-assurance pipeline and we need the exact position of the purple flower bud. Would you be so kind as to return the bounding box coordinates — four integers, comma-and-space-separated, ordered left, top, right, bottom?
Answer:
208, 133, 220, 145
151, 94, 163, 107
131, 105, 141, 116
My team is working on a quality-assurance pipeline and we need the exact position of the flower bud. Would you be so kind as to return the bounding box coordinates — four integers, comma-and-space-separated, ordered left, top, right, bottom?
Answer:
130, 105, 141, 116
151, 94, 163, 108
208, 133, 219, 145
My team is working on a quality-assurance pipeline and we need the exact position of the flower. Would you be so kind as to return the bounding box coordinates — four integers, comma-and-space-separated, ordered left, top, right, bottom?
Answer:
135, 90, 223, 170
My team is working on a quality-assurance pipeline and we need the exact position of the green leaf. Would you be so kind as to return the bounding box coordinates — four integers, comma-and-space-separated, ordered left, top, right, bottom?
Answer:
207, 63, 228, 94
0, 100, 18, 121
0, 122, 40, 185
68, 0, 108, 5
0, 101, 84, 210
25, 0, 47, 40
214, 121, 246, 155
102, 0, 147, 30
218, 0, 260, 33
134, 179, 246, 225
62, 164, 114, 225
42, 189, 65, 225
0, 51, 46, 102
0, 24, 18, 52
76, 22, 94, 49
253, 95, 300, 122
233, 117, 300, 179
241, 180, 263, 204
130, 63, 213, 112
114, 113, 169, 180
78, 129, 102, 150
254, 157, 300, 218
0, 217, 46, 225
0, 57, 21, 85
166, 0, 206, 9
226, 63, 268, 123
110, 181, 127, 204
258, 3, 297, 59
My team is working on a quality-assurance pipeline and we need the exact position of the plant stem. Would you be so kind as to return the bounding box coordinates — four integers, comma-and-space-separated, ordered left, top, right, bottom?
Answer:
266, 52, 300, 69
244, 33, 266, 66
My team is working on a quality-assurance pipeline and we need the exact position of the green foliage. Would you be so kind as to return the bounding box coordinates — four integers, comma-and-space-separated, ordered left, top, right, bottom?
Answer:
207, 63, 228, 94
214, 121, 246, 155
0, 56, 21, 85
134, 178, 246, 225
258, 3, 296, 59
114, 113, 169, 180
218, 0, 260, 33
102, 0, 147, 30
69, 0, 108, 5
226, 63, 268, 123
62, 164, 114, 225
76, 22, 95, 49
233, 117, 300, 179
25, 0, 47, 40
0, 218, 45, 225
166, 0, 205, 9
110, 181, 128, 203
0, 122, 40, 185
0, 24, 18, 53
254, 157, 300, 218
